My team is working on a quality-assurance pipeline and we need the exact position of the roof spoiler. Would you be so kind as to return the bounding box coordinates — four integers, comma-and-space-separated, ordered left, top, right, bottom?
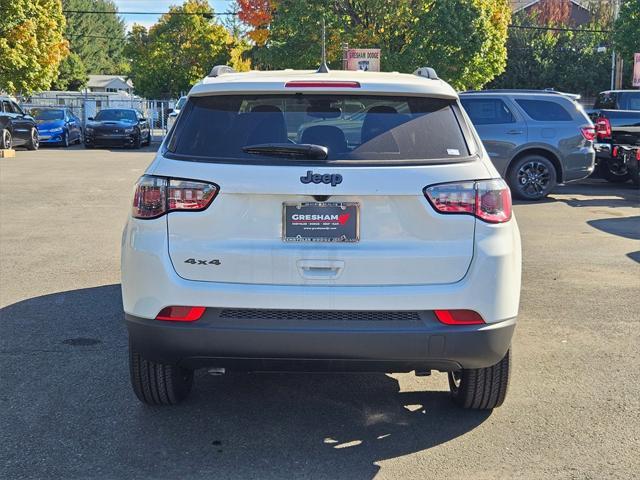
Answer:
208, 65, 236, 78
413, 67, 439, 80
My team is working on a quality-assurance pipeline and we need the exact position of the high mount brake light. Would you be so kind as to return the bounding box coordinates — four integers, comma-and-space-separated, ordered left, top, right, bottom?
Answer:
595, 117, 611, 140
156, 306, 206, 322
284, 81, 361, 88
435, 310, 485, 325
580, 126, 596, 141
424, 179, 512, 224
132, 175, 218, 219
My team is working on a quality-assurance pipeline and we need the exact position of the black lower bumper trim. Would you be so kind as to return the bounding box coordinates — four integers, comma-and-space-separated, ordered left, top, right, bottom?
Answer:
125, 310, 516, 372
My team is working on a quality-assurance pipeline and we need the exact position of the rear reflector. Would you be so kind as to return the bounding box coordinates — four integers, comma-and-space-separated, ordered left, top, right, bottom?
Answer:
156, 306, 206, 322
435, 310, 485, 325
285, 81, 361, 88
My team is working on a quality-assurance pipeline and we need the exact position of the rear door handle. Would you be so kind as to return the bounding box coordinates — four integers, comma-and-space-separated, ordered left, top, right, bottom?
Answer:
297, 260, 344, 279
506, 129, 524, 135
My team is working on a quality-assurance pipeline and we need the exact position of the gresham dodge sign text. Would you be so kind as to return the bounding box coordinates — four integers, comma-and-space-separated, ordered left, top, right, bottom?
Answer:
346, 49, 381, 72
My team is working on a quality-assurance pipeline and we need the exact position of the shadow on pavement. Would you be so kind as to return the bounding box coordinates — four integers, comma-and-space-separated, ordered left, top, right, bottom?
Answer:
551, 180, 639, 209
587, 216, 640, 241
0, 285, 489, 479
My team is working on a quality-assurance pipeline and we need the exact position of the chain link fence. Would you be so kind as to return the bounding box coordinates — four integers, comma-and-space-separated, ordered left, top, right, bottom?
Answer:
16, 93, 177, 142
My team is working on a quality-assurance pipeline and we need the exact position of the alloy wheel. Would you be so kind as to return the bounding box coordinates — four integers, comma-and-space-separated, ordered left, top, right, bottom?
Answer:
2, 129, 11, 149
517, 161, 551, 197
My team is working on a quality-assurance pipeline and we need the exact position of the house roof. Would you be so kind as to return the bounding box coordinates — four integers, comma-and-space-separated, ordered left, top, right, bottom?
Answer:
510, 0, 591, 13
87, 75, 133, 89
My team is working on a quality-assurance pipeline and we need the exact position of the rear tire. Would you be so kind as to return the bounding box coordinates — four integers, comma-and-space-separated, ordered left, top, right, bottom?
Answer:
62, 131, 69, 148
508, 155, 556, 200
448, 349, 510, 410
600, 161, 631, 183
129, 346, 194, 405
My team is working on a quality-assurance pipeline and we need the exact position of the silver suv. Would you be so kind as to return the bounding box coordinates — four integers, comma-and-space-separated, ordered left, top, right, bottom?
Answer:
460, 90, 595, 200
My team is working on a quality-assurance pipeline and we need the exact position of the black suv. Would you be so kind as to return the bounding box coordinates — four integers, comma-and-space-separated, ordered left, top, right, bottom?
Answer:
0, 96, 39, 150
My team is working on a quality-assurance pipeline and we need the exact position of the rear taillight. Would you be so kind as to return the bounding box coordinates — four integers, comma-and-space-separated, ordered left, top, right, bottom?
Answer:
595, 117, 611, 140
636, 149, 640, 161
580, 126, 596, 141
435, 310, 485, 325
424, 179, 512, 224
156, 306, 206, 322
132, 175, 218, 219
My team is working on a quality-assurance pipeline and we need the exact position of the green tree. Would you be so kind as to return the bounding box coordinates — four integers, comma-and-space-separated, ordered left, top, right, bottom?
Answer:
613, 0, 640, 64
63, 0, 127, 74
0, 0, 68, 94
490, 13, 612, 98
125, 0, 248, 98
243, 0, 511, 90
51, 52, 88, 90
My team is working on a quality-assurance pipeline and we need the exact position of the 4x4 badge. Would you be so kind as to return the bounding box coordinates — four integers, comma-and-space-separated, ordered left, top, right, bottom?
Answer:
184, 258, 221, 265
300, 170, 342, 187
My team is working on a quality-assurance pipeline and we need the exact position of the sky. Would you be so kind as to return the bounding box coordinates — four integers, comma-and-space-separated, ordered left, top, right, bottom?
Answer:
112, 0, 234, 30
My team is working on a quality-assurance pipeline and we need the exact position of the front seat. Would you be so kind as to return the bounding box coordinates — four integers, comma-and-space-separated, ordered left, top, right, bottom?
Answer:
300, 125, 347, 156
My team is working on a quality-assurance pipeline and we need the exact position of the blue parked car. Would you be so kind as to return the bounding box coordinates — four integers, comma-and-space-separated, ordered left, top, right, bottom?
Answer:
31, 107, 83, 147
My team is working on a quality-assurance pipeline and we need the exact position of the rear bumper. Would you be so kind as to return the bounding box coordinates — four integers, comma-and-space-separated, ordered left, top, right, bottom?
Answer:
126, 311, 516, 371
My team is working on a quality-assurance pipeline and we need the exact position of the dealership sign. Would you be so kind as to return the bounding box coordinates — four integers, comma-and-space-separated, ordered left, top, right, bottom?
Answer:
634, 53, 640, 87
346, 49, 381, 72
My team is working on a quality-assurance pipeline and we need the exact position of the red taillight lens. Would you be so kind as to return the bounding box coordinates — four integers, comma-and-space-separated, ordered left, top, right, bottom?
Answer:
132, 176, 167, 219
424, 179, 512, 224
132, 175, 218, 219
636, 149, 640, 161
595, 117, 611, 140
435, 309, 485, 325
168, 179, 218, 211
156, 306, 206, 322
580, 126, 596, 141
284, 80, 361, 88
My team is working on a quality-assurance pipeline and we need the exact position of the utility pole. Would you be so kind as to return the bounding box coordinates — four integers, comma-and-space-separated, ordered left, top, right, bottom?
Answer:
610, 0, 620, 90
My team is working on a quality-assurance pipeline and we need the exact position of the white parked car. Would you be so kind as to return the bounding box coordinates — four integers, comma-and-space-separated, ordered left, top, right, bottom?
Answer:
166, 96, 187, 131
121, 66, 521, 409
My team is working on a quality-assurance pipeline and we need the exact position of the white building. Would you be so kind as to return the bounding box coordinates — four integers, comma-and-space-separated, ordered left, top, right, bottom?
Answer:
85, 75, 134, 95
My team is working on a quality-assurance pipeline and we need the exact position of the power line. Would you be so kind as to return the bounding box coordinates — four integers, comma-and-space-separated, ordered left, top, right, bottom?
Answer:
61, 9, 237, 16
508, 24, 612, 33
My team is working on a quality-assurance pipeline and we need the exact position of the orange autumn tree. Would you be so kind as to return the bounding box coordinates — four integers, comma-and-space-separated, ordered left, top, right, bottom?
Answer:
237, 0, 274, 45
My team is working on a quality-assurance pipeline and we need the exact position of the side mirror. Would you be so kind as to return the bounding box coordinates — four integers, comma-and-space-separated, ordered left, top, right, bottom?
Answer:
87, 117, 94, 121
166, 108, 173, 114
139, 117, 146, 122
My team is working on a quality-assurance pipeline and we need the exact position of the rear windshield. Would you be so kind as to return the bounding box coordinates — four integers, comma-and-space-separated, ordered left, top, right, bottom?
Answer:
166, 95, 472, 164
618, 92, 640, 111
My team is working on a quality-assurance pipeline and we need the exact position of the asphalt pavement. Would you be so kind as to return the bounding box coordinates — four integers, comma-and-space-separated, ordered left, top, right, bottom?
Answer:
1, 145, 639, 479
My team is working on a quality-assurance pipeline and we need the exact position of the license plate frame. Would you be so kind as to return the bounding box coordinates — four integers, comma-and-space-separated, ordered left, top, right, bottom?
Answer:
282, 202, 360, 243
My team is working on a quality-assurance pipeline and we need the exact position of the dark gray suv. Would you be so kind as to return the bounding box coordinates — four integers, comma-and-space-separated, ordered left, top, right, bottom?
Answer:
460, 90, 595, 200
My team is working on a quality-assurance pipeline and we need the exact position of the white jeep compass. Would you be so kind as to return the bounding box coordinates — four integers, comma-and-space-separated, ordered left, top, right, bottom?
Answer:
121, 66, 521, 409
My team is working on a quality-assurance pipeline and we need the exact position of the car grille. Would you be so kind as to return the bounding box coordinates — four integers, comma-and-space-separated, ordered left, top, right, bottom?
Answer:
218, 309, 421, 322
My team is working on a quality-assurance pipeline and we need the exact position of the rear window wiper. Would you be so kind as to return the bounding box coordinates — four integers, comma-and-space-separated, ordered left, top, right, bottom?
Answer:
242, 143, 328, 160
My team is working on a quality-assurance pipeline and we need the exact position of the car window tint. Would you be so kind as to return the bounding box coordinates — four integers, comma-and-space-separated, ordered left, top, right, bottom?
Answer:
618, 92, 640, 111
594, 92, 616, 109
515, 99, 572, 121
94, 109, 137, 122
12, 102, 24, 115
3, 101, 15, 113
460, 98, 515, 125
167, 94, 471, 163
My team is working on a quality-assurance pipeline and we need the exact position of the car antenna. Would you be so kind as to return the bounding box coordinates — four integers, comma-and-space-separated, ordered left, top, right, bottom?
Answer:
316, 17, 329, 73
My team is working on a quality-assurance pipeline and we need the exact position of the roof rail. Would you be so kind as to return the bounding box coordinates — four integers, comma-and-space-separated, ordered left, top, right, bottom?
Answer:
460, 88, 581, 100
208, 65, 236, 78
413, 67, 439, 80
